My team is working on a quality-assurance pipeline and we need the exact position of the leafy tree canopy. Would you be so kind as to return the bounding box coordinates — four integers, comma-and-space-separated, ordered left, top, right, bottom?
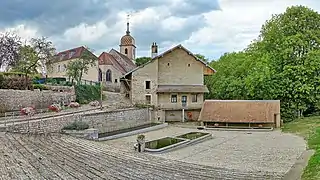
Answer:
135, 57, 151, 66
205, 5, 320, 121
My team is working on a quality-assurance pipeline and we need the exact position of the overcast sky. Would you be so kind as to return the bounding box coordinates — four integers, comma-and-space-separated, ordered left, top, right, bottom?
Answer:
1, 0, 319, 60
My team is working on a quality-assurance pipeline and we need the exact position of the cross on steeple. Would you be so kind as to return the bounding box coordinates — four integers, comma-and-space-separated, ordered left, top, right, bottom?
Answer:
126, 14, 130, 35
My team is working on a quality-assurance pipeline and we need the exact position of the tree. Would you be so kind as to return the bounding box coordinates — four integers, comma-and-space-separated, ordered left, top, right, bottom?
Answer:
195, 54, 209, 63
135, 57, 151, 66
66, 47, 98, 84
205, 5, 320, 121
12, 37, 55, 89
0, 32, 21, 70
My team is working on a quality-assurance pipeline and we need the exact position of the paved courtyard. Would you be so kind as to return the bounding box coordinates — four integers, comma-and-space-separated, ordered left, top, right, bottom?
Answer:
0, 126, 307, 180
102, 126, 307, 177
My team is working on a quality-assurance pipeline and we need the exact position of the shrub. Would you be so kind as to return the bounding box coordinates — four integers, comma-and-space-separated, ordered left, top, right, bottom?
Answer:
75, 84, 102, 104
68, 102, 80, 108
48, 104, 61, 112
0, 75, 32, 90
33, 84, 49, 90
62, 121, 89, 131
20, 107, 35, 116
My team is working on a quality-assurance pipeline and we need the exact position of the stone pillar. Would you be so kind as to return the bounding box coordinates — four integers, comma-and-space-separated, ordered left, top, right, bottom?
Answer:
182, 109, 185, 122
86, 128, 99, 140
137, 134, 145, 152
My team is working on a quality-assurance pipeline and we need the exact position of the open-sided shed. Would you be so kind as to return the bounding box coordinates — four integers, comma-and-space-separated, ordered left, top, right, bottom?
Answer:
198, 100, 281, 128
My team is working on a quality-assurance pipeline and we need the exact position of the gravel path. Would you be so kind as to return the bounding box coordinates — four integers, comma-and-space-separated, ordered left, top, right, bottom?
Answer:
0, 132, 287, 180
103, 126, 307, 177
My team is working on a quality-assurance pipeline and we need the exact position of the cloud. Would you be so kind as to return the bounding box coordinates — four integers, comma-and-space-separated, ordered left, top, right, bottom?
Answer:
180, 0, 320, 60
0, 0, 319, 61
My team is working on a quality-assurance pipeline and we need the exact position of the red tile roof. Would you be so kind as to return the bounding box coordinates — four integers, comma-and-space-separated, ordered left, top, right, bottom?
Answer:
98, 52, 127, 74
55, 46, 86, 61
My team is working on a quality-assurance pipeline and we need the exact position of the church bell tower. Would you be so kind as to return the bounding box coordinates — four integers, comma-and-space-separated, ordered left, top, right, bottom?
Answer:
120, 14, 136, 61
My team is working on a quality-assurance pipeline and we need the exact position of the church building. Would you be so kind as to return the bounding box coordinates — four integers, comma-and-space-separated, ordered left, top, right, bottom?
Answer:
47, 18, 137, 92
98, 19, 137, 92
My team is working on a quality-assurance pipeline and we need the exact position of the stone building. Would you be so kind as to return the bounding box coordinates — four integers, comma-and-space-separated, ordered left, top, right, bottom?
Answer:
120, 44, 216, 122
47, 20, 137, 89
46, 46, 99, 82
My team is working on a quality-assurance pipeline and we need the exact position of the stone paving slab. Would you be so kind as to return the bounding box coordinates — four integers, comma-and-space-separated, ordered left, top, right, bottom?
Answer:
102, 126, 307, 176
0, 132, 285, 180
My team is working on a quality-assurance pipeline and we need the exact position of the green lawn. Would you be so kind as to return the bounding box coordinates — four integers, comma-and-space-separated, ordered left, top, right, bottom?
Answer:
282, 116, 320, 180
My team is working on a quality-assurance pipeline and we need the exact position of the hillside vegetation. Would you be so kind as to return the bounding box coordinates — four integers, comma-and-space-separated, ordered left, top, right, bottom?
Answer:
205, 5, 320, 122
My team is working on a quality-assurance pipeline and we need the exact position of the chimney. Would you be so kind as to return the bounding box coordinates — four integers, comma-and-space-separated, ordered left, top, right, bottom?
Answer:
151, 42, 158, 58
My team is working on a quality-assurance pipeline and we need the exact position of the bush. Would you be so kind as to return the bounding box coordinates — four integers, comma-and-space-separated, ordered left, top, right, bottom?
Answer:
62, 121, 89, 131
0, 75, 32, 90
75, 84, 102, 104
33, 84, 49, 90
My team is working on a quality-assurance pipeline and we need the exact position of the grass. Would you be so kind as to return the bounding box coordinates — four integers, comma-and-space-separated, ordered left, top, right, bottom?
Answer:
282, 116, 320, 180
176, 132, 210, 140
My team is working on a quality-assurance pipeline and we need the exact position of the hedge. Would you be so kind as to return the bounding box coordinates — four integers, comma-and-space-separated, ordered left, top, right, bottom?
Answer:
0, 74, 32, 90
75, 84, 102, 104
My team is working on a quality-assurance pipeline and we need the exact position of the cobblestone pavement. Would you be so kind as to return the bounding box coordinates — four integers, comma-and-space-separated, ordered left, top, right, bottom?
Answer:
0, 132, 286, 180
102, 126, 307, 177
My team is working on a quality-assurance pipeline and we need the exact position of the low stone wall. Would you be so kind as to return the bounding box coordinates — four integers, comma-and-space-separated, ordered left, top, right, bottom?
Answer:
0, 89, 76, 111
5, 108, 151, 134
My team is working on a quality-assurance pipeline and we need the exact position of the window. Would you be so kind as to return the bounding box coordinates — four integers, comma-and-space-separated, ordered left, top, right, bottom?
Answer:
57, 65, 61, 72
125, 48, 128, 54
69, 51, 76, 58
115, 79, 118, 83
98, 68, 102, 81
182, 95, 187, 103
106, 69, 112, 82
171, 95, 177, 103
145, 81, 151, 89
167, 63, 170, 66
191, 94, 197, 102
188, 64, 191, 67
60, 53, 66, 60
145, 95, 151, 104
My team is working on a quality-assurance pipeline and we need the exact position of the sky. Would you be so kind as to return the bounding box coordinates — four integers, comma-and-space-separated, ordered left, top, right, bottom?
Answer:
0, 0, 320, 61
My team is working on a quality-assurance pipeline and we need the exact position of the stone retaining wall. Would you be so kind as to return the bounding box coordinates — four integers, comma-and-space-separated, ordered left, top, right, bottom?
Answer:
0, 88, 76, 111
6, 108, 151, 134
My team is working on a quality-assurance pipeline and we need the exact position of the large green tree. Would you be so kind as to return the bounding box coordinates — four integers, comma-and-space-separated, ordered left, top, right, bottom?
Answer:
135, 57, 151, 66
12, 37, 55, 89
66, 47, 98, 84
205, 5, 320, 121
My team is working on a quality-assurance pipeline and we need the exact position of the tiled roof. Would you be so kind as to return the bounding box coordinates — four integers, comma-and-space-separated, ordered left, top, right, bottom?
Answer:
98, 52, 127, 74
54, 46, 86, 62
123, 44, 216, 77
108, 49, 136, 73
120, 35, 135, 46
156, 85, 209, 93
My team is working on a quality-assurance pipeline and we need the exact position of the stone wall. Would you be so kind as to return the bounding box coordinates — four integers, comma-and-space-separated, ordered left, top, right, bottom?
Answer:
0, 88, 76, 111
6, 108, 151, 134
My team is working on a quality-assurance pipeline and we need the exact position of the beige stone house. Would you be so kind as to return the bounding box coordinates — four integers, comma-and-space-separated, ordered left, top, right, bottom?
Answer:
47, 20, 137, 88
47, 46, 99, 82
120, 44, 216, 122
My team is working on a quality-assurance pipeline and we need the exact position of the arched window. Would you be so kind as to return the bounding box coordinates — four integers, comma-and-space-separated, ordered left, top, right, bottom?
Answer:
98, 68, 102, 82
106, 69, 112, 82
125, 48, 128, 54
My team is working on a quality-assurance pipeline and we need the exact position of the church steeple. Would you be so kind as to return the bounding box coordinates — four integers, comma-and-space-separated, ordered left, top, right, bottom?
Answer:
126, 14, 130, 35
120, 14, 136, 61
